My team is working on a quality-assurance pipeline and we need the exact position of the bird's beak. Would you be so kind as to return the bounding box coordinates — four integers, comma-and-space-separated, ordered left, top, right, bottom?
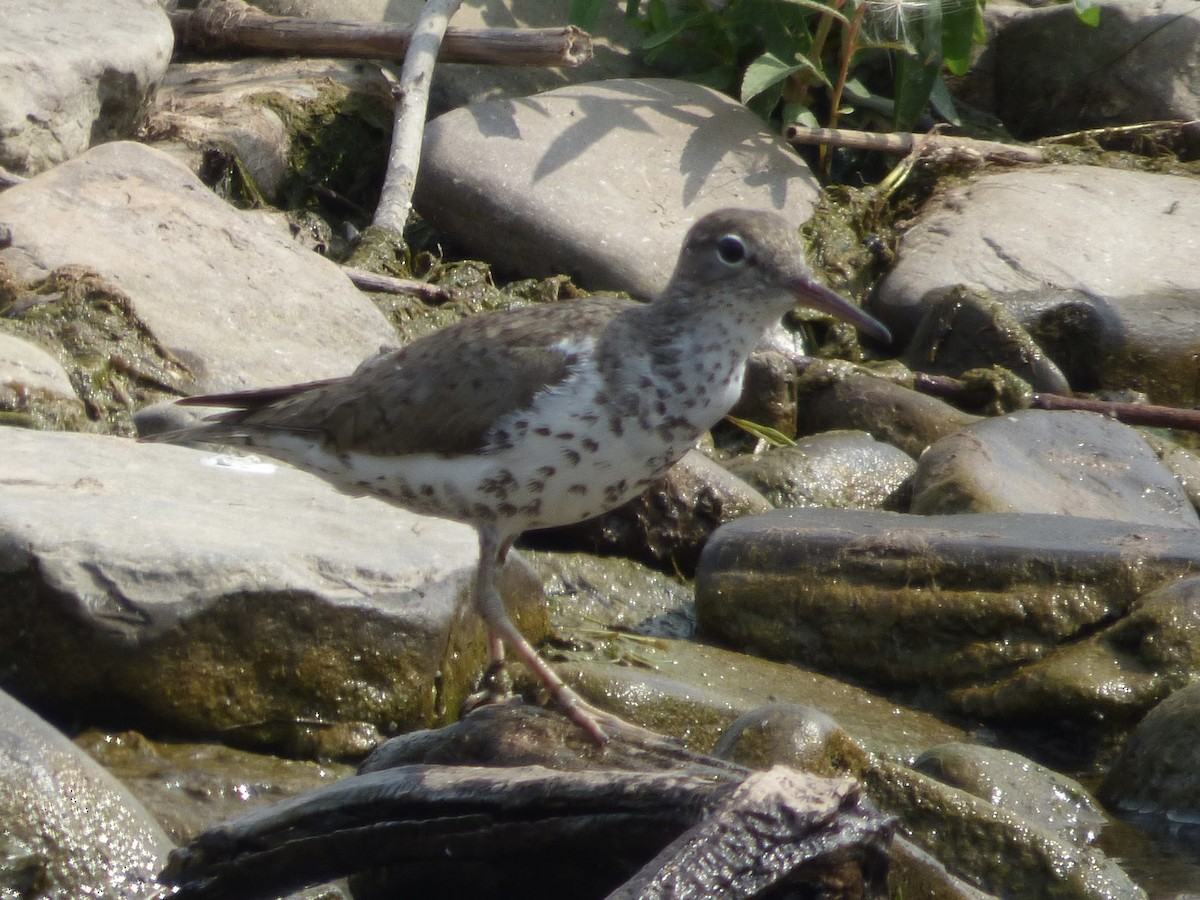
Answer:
793, 275, 892, 345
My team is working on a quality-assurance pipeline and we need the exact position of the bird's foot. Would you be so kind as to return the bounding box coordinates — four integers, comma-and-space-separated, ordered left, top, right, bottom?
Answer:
552, 686, 679, 750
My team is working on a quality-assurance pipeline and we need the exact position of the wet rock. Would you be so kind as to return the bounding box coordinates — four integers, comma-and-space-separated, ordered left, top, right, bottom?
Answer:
524, 448, 771, 577
873, 166, 1200, 406
0, 141, 397, 396
724, 430, 915, 510
554, 638, 965, 763
796, 360, 978, 459
0, 0, 173, 176
524, 548, 696, 639
911, 409, 1200, 528
76, 729, 354, 844
914, 743, 1107, 847
696, 508, 1200, 691
900, 286, 1070, 394
415, 78, 823, 297
994, 0, 1200, 138
0, 687, 172, 898
1098, 680, 1200, 839
145, 58, 393, 204
0, 427, 544, 757
953, 574, 1200, 743
1142, 432, 1200, 512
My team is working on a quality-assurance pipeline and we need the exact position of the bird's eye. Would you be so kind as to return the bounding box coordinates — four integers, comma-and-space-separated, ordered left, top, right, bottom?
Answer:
716, 234, 748, 267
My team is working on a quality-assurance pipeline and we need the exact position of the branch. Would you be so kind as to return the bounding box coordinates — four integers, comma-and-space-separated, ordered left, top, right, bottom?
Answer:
342, 266, 450, 303
372, 0, 462, 235
785, 125, 1046, 165
171, 0, 591, 67
911, 371, 1200, 432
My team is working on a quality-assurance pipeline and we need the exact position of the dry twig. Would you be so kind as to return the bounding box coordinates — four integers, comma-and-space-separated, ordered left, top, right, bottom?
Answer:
171, 0, 591, 67
785, 125, 1046, 165
343, 266, 450, 303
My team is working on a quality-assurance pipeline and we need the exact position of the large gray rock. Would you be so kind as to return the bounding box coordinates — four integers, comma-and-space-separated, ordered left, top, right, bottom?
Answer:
0, 687, 172, 898
416, 78, 823, 298
0, 141, 398, 395
911, 409, 1200, 528
994, 0, 1200, 137
696, 508, 1200, 690
873, 166, 1200, 407
0, 0, 173, 175
0, 427, 544, 757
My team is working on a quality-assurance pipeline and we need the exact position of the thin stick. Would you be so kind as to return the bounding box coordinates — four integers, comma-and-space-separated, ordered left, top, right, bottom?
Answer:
373, 0, 462, 235
911, 371, 1200, 432
171, 0, 591, 67
342, 266, 450, 303
786, 125, 1046, 165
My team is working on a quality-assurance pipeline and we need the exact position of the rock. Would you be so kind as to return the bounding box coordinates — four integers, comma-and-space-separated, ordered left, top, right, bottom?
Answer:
910, 409, 1200, 528
415, 78, 824, 298
695, 508, 1200, 692
1098, 680, 1200, 837
0, 331, 84, 428
994, 0, 1200, 138
0, 0, 173, 176
524, 549, 696, 639
0, 427, 545, 757
724, 430, 915, 510
554, 638, 965, 764
524, 448, 771, 577
914, 743, 1107, 847
0, 687, 172, 898
900, 286, 1070, 394
726, 350, 798, 439
75, 729, 355, 844
873, 166, 1200, 406
1143, 431, 1200, 511
144, 58, 394, 205
796, 361, 978, 459
0, 141, 398, 397
953, 574, 1200, 741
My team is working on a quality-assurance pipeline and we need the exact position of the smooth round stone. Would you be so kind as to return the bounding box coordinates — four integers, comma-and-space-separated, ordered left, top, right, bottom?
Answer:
416, 78, 823, 298
910, 408, 1200, 528
724, 430, 914, 510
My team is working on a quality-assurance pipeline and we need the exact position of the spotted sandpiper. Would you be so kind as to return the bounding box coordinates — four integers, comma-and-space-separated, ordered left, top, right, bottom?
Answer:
143, 208, 890, 743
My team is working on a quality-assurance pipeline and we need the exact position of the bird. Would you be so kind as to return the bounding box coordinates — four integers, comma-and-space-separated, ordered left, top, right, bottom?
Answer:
141, 208, 891, 743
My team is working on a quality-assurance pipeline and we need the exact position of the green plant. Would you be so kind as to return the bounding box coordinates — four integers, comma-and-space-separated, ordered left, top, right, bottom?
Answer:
571, 0, 986, 133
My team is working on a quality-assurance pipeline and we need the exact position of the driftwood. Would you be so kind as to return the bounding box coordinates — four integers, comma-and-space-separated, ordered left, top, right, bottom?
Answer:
160, 705, 893, 900
785, 125, 1046, 165
373, 0, 461, 234
170, 0, 592, 68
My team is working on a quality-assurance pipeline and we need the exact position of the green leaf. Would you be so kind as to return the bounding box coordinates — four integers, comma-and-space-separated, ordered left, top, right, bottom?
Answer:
640, 8, 710, 50
568, 0, 607, 31
892, 0, 942, 130
941, 0, 980, 77
741, 50, 817, 103
1074, 0, 1101, 26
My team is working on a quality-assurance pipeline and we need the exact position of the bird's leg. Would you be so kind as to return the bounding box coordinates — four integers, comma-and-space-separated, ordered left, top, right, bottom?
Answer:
473, 530, 668, 746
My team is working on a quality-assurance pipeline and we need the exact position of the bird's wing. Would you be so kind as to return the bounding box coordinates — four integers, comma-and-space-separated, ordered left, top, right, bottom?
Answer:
176, 296, 636, 458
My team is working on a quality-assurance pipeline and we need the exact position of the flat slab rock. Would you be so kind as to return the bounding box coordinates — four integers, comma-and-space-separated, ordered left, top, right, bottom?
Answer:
0, 427, 543, 756
696, 507, 1200, 689
911, 408, 1200, 528
415, 78, 823, 298
0, 0, 173, 175
0, 140, 398, 394
873, 165, 1200, 405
